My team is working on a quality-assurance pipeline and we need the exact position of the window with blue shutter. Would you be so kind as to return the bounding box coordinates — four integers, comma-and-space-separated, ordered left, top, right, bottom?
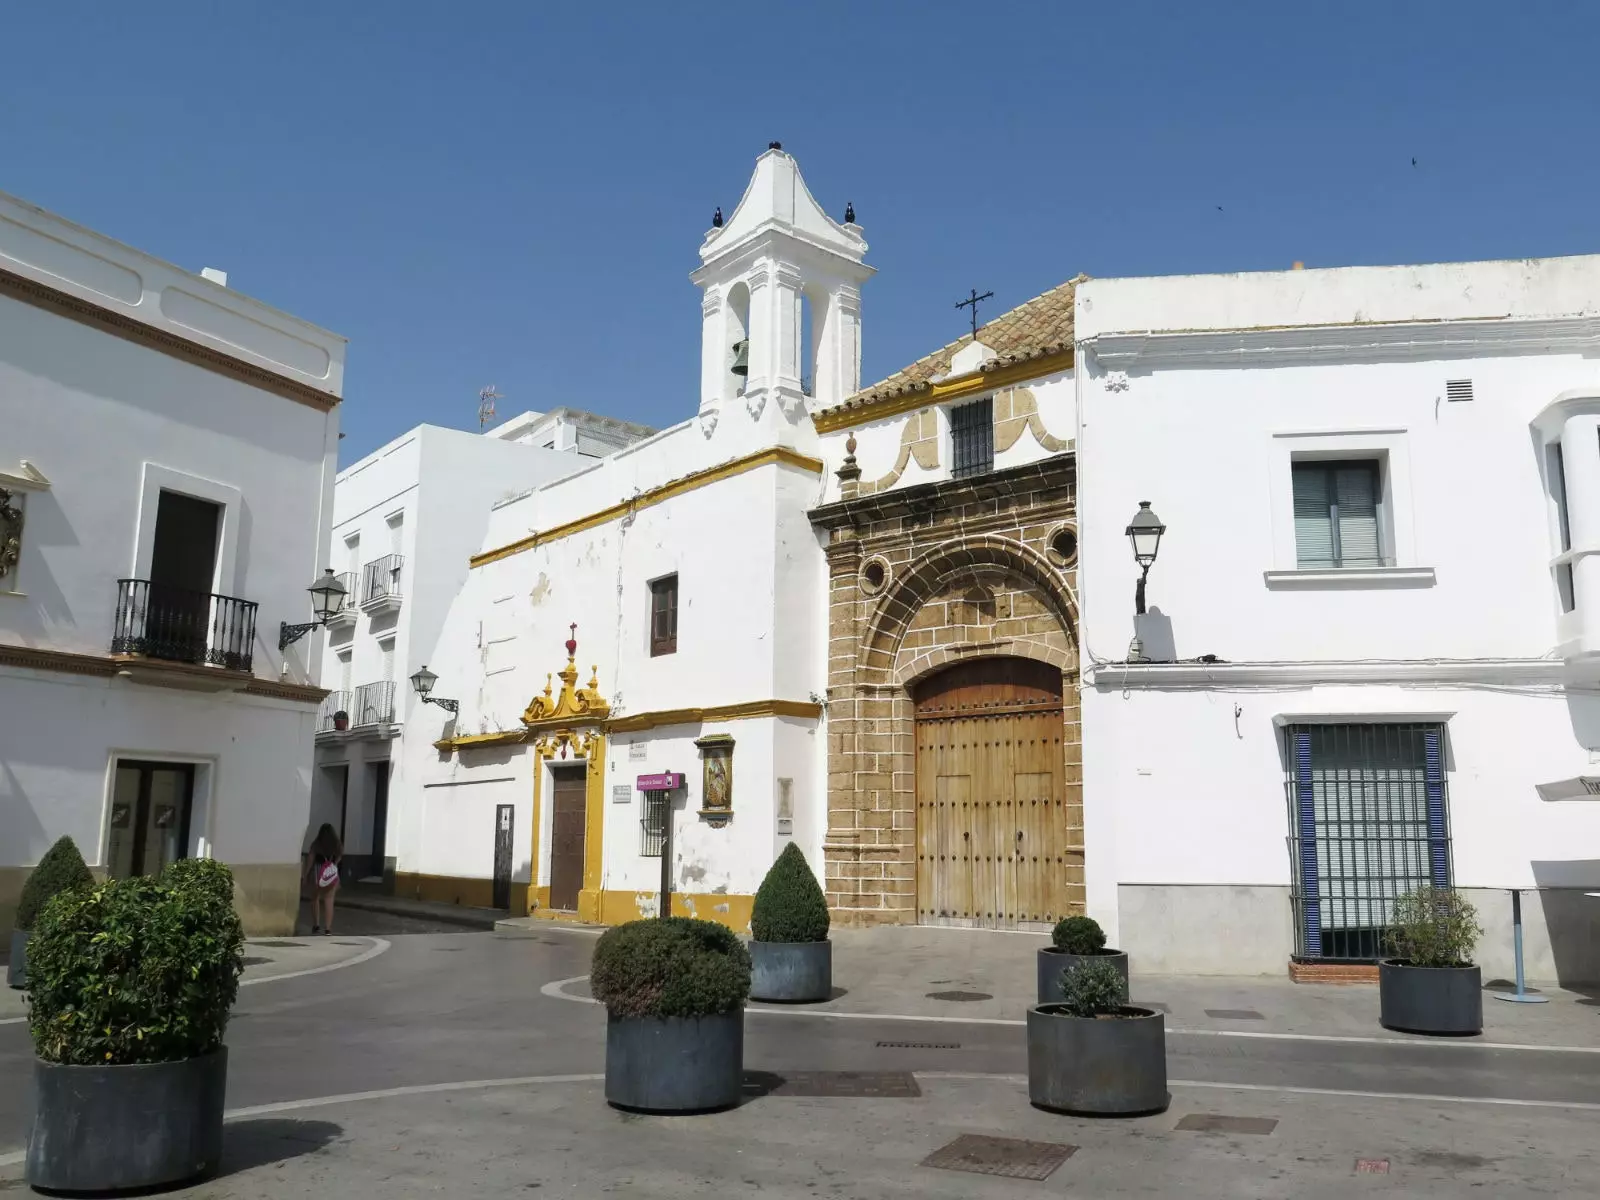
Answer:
1284, 723, 1451, 961
1291, 460, 1385, 569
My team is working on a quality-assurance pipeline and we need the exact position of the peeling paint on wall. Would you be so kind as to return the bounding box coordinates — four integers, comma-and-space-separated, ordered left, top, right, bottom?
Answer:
528, 572, 550, 605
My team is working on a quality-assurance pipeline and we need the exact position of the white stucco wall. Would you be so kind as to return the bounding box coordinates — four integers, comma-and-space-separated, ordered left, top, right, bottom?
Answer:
1075, 257, 1600, 977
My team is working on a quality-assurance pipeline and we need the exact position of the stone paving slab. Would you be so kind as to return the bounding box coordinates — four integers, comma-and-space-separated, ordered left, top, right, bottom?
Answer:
4, 1071, 1590, 1197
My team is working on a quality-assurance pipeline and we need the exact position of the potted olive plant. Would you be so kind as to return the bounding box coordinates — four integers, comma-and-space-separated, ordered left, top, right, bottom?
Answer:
591, 916, 751, 1113
748, 843, 831, 1002
1036, 914, 1128, 1003
1379, 885, 1483, 1036
1028, 956, 1168, 1116
25, 858, 245, 1192
8, 835, 94, 990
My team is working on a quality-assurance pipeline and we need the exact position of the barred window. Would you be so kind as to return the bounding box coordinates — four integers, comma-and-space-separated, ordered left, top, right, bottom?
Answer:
950, 398, 994, 480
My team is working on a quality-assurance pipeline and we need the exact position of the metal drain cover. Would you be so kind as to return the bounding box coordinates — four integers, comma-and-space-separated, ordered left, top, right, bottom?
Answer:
1203, 1008, 1265, 1020
1355, 1159, 1390, 1174
925, 990, 992, 1002
255, 940, 306, 948
1175, 1114, 1278, 1135
241, 956, 271, 967
766, 1071, 920, 1098
922, 1133, 1077, 1180
876, 1040, 960, 1049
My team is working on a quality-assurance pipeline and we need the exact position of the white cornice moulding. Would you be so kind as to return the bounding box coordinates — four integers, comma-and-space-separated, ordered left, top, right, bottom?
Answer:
0, 460, 50, 490
1086, 315, 1600, 369
1263, 566, 1437, 589
1090, 657, 1567, 690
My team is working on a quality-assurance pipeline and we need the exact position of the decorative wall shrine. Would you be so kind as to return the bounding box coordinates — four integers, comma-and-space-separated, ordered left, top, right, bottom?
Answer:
694, 732, 734, 826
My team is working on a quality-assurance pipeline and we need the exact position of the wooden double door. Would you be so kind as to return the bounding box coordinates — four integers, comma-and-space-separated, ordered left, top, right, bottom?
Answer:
914, 658, 1077, 929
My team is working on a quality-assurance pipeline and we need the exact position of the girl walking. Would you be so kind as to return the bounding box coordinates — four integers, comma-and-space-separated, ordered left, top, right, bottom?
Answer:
305, 823, 343, 935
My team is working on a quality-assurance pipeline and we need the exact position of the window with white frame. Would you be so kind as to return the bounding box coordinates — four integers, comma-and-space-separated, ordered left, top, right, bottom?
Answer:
1291, 459, 1386, 569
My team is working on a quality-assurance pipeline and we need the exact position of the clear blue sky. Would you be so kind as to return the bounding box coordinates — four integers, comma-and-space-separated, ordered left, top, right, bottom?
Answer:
4, 3, 1596, 462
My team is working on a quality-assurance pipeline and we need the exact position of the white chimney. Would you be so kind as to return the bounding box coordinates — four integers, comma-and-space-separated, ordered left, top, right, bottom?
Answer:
200, 267, 228, 287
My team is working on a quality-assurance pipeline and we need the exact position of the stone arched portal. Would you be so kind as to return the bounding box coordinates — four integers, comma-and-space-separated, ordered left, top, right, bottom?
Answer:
814, 457, 1083, 929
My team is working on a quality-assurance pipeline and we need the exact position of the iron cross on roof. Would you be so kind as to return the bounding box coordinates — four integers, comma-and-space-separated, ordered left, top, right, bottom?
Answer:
955, 288, 994, 338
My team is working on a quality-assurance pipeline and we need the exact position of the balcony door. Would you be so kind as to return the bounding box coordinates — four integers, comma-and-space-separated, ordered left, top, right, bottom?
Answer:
107, 761, 196, 879
145, 490, 221, 662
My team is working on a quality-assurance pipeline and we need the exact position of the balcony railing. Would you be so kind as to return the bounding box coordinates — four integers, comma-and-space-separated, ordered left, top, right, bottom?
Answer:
112, 579, 258, 673
319, 689, 353, 732
362, 554, 404, 607
354, 679, 397, 726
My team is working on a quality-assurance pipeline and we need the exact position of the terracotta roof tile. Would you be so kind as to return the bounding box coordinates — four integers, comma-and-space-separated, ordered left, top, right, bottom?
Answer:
819, 275, 1085, 419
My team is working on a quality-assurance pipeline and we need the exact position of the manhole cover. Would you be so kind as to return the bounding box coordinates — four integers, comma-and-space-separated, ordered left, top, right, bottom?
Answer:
333, 940, 365, 946
764, 1071, 920, 1098
1175, 1114, 1277, 1135
433, 947, 465, 952
1203, 1008, 1265, 1021
922, 1134, 1077, 1181
241, 956, 271, 967
1355, 1159, 1390, 1174
876, 1041, 960, 1049
925, 990, 992, 1002
255, 940, 305, 948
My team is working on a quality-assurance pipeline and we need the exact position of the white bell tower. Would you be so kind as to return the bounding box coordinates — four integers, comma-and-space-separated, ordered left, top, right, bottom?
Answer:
690, 145, 873, 438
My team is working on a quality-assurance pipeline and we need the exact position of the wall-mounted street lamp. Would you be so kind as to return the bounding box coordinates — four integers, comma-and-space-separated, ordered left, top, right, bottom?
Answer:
409, 664, 459, 714
279, 568, 348, 651
1124, 501, 1166, 663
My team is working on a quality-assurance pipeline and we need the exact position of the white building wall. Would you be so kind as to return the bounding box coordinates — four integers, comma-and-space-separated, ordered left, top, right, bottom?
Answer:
1075, 256, 1600, 980
0, 190, 345, 933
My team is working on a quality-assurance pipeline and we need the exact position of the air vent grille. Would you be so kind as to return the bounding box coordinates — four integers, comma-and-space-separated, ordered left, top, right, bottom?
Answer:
1446, 379, 1474, 403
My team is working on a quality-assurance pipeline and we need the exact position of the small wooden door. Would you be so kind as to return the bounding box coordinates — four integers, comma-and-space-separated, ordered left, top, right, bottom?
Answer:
549, 770, 587, 912
914, 658, 1073, 929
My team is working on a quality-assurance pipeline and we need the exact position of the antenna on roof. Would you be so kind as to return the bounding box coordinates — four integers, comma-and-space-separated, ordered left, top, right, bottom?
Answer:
478, 385, 502, 430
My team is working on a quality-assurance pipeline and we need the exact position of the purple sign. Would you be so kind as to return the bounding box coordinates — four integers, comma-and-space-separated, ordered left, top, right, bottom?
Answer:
636, 772, 684, 791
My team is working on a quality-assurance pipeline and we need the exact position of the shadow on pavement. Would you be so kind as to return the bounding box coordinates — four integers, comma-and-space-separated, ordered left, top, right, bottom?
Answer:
216, 1118, 342, 1177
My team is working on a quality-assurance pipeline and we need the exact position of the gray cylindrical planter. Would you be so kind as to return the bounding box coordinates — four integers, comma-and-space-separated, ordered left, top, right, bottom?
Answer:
7, 929, 28, 990
749, 939, 831, 1003
1378, 960, 1482, 1036
1028, 1004, 1167, 1116
1037, 947, 1129, 1004
604, 1010, 743, 1113
27, 1047, 228, 1192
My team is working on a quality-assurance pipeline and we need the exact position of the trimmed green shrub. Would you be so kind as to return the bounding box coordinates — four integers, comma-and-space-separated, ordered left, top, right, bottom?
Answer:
1387, 886, 1481, 968
1056, 956, 1128, 1018
14, 836, 94, 931
1051, 914, 1107, 955
750, 843, 830, 943
591, 917, 751, 1019
27, 861, 245, 1065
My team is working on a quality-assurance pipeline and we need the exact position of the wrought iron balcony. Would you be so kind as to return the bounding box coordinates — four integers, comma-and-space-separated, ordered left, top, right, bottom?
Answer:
353, 679, 397, 726
361, 554, 404, 613
112, 579, 258, 673
318, 689, 353, 732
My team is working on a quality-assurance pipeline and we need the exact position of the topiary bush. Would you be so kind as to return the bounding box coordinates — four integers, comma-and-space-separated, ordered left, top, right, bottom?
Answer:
14, 836, 94, 932
1387, 885, 1481, 968
27, 860, 245, 1065
750, 843, 830, 943
591, 917, 751, 1019
1056, 955, 1128, 1018
1051, 914, 1107, 955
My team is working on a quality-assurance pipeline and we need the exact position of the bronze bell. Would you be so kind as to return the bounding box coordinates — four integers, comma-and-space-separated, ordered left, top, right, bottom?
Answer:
730, 338, 749, 376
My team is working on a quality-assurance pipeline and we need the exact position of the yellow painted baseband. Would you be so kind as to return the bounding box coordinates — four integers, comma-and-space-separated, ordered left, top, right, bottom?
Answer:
525, 888, 757, 934
435, 698, 823, 752
392, 872, 531, 913
470, 446, 825, 569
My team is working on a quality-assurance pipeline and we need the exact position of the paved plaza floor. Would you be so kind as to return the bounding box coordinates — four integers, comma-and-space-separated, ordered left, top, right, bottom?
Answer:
3, 917, 1598, 1196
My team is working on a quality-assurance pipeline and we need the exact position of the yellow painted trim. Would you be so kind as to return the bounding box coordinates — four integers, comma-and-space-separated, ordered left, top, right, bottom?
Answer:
578, 733, 607, 923
812, 349, 1075, 433
436, 698, 824, 753
606, 698, 822, 734
470, 447, 825, 569
392, 871, 530, 913
432, 729, 527, 752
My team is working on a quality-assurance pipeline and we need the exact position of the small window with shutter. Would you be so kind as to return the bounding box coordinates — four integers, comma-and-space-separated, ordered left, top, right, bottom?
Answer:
1292, 460, 1386, 569
649, 574, 678, 657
